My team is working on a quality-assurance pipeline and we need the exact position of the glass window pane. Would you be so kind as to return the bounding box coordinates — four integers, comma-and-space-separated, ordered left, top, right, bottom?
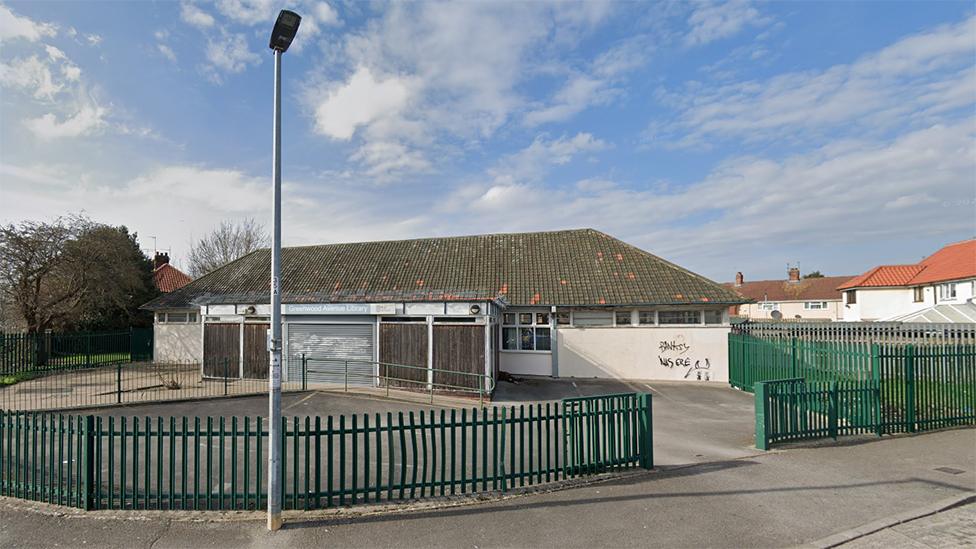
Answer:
520, 328, 535, 350
503, 313, 516, 325
535, 328, 551, 351
615, 311, 632, 326
519, 313, 533, 325
703, 310, 723, 324
555, 312, 571, 325
572, 309, 613, 326
638, 311, 655, 325
168, 312, 188, 323
659, 311, 700, 324
502, 327, 519, 350
535, 312, 550, 325
188, 313, 198, 323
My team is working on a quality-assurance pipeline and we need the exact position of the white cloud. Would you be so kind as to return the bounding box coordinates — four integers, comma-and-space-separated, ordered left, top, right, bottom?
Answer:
349, 141, 431, 178
314, 2, 340, 26
0, 55, 63, 99
657, 15, 976, 147
180, 2, 216, 29
685, 0, 770, 46
312, 66, 412, 140
0, 4, 57, 42
158, 43, 177, 63
204, 32, 261, 81
85, 33, 102, 46
215, 0, 274, 26
24, 102, 108, 139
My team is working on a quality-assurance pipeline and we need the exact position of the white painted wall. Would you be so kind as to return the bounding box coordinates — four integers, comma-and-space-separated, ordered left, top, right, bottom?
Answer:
556, 326, 730, 382
499, 352, 552, 377
154, 322, 202, 363
844, 279, 976, 321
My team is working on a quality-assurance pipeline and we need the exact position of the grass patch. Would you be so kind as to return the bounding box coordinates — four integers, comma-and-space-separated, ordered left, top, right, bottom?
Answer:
0, 371, 38, 387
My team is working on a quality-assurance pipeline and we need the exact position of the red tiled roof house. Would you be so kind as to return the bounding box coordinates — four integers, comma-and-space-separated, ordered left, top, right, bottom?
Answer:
725, 268, 853, 321
836, 239, 976, 321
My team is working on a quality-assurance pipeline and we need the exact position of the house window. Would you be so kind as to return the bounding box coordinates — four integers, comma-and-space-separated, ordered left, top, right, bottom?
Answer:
658, 311, 701, 325
759, 302, 780, 311
938, 283, 957, 301
571, 309, 613, 327
703, 310, 723, 324
615, 311, 632, 326
502, 312, 551, 352
555, 312, 571, 325
804, 302, 828, 310
845, 291, 857, 305
638, 311, 655, 325
913, 287, 924, 303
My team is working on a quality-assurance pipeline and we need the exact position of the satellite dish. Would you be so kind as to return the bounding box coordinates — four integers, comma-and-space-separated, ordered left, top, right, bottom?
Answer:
770, 310, 783, 320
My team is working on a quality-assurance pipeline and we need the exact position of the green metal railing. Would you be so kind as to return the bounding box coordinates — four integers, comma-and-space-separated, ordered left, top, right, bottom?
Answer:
0, 393, 653, 511
1, 329, 152, 375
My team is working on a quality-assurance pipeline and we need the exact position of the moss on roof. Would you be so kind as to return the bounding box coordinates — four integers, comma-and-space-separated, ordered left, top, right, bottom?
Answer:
142, 228, 745, 310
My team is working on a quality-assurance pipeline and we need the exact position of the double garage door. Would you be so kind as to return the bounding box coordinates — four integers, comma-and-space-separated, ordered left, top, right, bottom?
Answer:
287, 323, 374, 386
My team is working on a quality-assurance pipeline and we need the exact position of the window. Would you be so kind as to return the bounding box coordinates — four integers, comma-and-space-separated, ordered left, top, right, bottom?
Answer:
913, 287, 924, 303
804, 302, 828, 310
938, 283, 957, 301
658, 311, 701, 325
638, 311, 655, 325
501, 311, 551, 351
703, 310, 723, 324
759, 302, 780, 311
615, 311, 632, 326
571, 309, 613, 327
555, 312, 571, 325
159, 312, 197, 324
845, 291, 857, 305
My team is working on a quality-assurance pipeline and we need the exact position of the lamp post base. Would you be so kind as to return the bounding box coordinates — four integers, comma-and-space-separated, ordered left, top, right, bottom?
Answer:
268, 514, 283, 531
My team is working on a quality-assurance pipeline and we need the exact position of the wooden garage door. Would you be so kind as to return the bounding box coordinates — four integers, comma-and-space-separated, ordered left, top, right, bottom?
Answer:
379, 323, 428, 388
433, 325, 485, 391
203, 323, 240, 378
242, 323, 269, 379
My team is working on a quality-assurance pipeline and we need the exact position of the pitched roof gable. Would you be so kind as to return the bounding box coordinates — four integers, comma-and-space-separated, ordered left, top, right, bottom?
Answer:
141, 229, 744, 310
838, 239, 975, 290
152, 263, 193, 293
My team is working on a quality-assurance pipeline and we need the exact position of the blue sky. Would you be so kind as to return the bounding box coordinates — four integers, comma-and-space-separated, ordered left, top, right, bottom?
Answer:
1, 1, 974, 282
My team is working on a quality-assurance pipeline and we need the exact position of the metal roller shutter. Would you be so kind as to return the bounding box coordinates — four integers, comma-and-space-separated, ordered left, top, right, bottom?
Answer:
286, 323, 375, 386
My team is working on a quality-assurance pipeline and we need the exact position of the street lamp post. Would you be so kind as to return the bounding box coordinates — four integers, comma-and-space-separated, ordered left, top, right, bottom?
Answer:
267, 9, 300, 532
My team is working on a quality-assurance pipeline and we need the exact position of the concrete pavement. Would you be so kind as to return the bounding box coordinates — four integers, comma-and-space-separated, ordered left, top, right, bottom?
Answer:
0, 427, 971, 548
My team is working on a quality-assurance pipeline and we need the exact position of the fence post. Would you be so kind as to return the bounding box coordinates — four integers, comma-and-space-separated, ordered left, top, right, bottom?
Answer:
301, 354, 307, 391
224, 358, 229, 396
905, 344, 916, 433
754, 382, 768, 450
638, 393, 654, 469
871, 343, 882, 436
116, 363, 123, 404
83, 415, 95, 510
790, 337, 798, 379
828, 381, 838, 440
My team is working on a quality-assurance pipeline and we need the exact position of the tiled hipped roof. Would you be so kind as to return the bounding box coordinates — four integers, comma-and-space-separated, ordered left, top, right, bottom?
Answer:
141, 229, 744, 310
152, 263, 193, 293
838, 239, 976, 290
726, 276, 853, 302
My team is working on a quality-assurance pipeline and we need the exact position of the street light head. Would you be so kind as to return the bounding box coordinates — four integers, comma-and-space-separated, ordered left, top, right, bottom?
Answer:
269, 10, 301, 52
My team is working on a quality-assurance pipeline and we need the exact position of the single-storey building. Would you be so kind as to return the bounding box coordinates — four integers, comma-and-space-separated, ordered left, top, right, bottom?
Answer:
140, 229, 745, 390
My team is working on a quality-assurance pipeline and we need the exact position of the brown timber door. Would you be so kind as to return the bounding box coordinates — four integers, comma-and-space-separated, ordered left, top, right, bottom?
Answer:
203, 323, 240, 378
433, 325, 486, 391
379, 323, 428, 388
243, 323, 269, 379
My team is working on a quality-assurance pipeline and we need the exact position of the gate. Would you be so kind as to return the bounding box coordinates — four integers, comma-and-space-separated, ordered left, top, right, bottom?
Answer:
562, 393, 653, 475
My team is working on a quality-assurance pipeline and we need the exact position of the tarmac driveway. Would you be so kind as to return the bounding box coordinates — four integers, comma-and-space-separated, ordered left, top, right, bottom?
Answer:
494, 377, 758, 466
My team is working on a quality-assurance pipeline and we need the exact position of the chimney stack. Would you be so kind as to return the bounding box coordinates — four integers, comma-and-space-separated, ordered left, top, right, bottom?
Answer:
153, 252, 170, 270
734, 272, 744, 286
788, 266, 800, 283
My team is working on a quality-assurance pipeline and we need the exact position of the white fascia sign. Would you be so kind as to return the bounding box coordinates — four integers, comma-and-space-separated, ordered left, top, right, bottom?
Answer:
283, 303, 397, 315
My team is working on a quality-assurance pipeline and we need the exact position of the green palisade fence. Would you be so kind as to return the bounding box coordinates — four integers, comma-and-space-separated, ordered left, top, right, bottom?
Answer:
1, 329, 152, 375
0, 393, 653, 511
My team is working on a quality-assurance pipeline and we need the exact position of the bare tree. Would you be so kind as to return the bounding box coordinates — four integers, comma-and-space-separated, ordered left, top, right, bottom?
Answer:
187, 218, 269, 277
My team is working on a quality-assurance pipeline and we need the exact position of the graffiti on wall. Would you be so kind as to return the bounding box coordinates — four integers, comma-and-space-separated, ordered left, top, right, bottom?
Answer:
656, 335, 712, 381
